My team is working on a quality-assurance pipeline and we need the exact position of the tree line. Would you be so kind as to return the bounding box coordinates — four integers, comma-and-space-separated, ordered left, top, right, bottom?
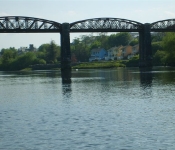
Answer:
152, 32, 175, 66
0, 41, 60, 71
0, 32, 175, 71
71, 32, 136, 62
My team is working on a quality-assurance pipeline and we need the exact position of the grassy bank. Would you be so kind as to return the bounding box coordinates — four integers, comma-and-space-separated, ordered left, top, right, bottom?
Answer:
72, 61, 127, 69
0, 58, 139, 71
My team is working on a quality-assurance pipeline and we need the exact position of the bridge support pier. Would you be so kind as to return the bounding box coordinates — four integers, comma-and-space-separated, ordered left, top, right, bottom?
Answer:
60, 23, 71, 83
139, 23, 152, 68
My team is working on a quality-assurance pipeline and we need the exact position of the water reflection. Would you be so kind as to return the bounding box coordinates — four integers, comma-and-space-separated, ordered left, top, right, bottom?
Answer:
1, 68, 175, 150
139, 68, 153, 87
62, 83, 72, 96
61, 69, 72, 97
139, 68, 153, 99
61, 69, 72, 84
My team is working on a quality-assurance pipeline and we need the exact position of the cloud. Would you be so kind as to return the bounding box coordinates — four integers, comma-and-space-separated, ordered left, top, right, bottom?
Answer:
67, 11, 77, 16
134, 9, 144, 13
60, 10, 83, 22
0, 12, 11, 16
164, 11, 175, 18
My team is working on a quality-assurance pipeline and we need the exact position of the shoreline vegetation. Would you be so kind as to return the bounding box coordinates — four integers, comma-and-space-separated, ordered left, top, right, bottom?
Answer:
71, 57, 139, 69
1, 32, 175, 71
20, 55, 139, 71
72, 61, 126, 69
1, 58, 175, 72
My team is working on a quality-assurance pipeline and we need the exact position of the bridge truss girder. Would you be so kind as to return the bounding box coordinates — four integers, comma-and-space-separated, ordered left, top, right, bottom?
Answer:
70, 18, 143, 32
0, 16, 61, 33
151, 19, 175, 32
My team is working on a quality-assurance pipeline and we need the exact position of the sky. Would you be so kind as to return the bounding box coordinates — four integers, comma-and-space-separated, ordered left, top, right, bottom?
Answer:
0, 0, 175, 50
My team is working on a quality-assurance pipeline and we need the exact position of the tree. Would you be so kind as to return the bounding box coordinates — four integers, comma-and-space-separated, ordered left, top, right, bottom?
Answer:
151, 32, 165, 42
38, 43, 50, 52
162, 32, 175, 66
71, 37, 91, 62
152, 42, 163, 55
37, 41, 61, 64
153, 50, 167, 66
108, 33, 132, 48
12, 52, 37, 70
90, 41, 101, 49
129, 38, 139, 46
1, 48, 18, 69
46, 40, 60, 63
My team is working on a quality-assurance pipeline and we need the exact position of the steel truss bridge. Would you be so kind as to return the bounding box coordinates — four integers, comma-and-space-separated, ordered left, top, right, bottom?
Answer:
1, 16, 175, 68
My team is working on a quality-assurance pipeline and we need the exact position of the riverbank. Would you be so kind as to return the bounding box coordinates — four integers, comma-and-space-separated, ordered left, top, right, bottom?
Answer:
0, 59, 140, 71
24, 60, 135, 71
72, 58, 140, 69
72, 61, 126, 69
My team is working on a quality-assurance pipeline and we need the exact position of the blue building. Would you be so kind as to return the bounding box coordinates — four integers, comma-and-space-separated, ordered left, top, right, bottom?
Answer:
89, 48, 107, 62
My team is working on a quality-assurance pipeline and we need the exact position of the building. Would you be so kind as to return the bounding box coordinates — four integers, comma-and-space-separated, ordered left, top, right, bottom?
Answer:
18, 44, 37, 54
122, 45, 132, 59
105, 46, 123, 60
105, 45, 139, 61
132, 44, 139, 55
127, 44, 139, 59
89, 48, 107, 62
18, 47, 28, 54
27, 44, 36, 51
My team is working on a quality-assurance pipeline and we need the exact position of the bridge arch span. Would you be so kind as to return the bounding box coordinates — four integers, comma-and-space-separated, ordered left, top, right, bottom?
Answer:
0, 16, 61, 33
70, 18, 143, 32
151, 19, 175, 32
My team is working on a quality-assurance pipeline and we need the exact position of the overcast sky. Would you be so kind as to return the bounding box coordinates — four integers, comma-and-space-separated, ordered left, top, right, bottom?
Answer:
0, 0, 175, 50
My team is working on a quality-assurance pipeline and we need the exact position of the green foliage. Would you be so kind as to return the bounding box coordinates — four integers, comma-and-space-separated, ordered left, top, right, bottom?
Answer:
107, 33, 132, 48
94, 33, 109, 49
0, 40, 61, 71
125, 55, 139, 67
11, 52, 37, 70
0, 48, 18, 70
46, 40, 60, 63
37, 42, 61, 63
161, 32, 175, 66
129, 38, 139, 46
1, 47, 17, 55
1, 48, 17, 64
151, 32, 175, 66
20, 68, 32, 71
72, 61, 125, 69
162, 33, 175, 52
36, 59, 46, 64
151, 32, 165, 42
71, 32, 133, 62
38, 43, 50, 52
36, 51, 47, 60
0, 50, 46, 71
153, 50, 167, 65
71, 37, 91, 62
90, 41, 101, 49
131, 54, 139, 60
152, 42, 163, 55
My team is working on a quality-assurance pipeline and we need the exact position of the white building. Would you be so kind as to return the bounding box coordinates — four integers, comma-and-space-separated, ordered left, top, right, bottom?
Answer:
105, 46, 123, 60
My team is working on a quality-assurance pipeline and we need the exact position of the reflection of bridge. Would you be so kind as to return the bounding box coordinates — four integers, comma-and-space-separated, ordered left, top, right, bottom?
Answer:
1, 16, 175, 68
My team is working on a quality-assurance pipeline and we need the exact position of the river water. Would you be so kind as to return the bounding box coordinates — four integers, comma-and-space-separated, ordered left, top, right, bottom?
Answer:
0, 67, 175, 150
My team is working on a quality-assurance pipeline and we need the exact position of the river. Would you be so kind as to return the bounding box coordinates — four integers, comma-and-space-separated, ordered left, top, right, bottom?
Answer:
0, 67, 175, 150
